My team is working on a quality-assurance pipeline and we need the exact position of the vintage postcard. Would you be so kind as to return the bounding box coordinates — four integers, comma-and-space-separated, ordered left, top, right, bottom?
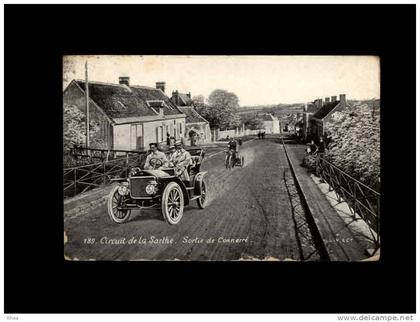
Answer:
63, 55, 380, 261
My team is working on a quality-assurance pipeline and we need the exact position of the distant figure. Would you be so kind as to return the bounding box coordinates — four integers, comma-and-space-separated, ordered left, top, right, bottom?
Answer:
309, 140, 318, 155
166, 132, 171, 146
325, 134, 332, 148
226, 135, 230, 141
262, 131, 265, 140
257, 131, 261, 139
170, 136, 175, 146
238, 138, 243, 146
318, 137, 326, 156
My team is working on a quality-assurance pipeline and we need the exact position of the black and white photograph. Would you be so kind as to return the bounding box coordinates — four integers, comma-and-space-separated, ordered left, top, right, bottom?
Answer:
4, 3, 416, 317
63, 55, 380, 261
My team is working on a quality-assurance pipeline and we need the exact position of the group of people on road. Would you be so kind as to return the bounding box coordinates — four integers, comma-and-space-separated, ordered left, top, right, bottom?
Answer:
257, 131, 266, 139
306, 137, 327, 157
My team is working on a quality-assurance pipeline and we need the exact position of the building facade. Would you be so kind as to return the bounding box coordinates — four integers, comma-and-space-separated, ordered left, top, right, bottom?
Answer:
256, 113, 280, 134
307, 94, 350, 141
63, 78, 186, 151
170, 90, 212, 144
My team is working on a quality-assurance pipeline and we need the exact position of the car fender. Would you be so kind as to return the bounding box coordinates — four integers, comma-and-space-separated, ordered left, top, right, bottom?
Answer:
194, 171, 208, 195
109, 177, 128, 184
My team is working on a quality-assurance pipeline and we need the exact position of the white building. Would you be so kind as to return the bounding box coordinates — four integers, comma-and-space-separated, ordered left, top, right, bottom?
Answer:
257, 113, 280, 134
63, 78, 186, 150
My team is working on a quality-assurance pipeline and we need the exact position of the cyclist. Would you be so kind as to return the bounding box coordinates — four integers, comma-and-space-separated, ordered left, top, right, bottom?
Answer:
226, 137, 239, 165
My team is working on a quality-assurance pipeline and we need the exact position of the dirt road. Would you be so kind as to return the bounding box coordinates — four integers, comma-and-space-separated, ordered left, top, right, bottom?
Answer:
64, 138, 301, 261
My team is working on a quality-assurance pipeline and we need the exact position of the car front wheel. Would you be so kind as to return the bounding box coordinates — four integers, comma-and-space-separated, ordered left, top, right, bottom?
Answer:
161, 182, 184, 224
107, 185, 131, 224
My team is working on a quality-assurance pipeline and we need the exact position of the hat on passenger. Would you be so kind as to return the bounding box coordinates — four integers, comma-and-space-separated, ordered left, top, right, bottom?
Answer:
174, 140, 182, 146
169, 145, 175, 150
149, 142, 158, 148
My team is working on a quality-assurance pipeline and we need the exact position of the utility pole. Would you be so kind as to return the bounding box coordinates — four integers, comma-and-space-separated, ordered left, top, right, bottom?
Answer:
85, 61, 90, 149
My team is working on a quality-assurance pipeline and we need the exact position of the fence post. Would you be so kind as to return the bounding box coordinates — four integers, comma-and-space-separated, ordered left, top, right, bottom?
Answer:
351, 180, 357, 219
74, 169, 77, 197
103, 162, 106, 185
126, 154, 129, 177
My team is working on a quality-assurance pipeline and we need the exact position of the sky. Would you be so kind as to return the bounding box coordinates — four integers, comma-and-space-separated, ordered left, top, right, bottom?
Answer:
63, 55, 380, 106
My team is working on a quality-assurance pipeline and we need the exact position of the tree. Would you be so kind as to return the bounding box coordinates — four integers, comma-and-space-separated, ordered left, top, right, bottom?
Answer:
63, 57, 76, 89
325, 103, 380, 187
207, 89, 240, 109
246, 118, 265, 130
63, 104, 104, 152
196, 89, 241, 130
240, 113, 265, 130
192, 94, 205, 106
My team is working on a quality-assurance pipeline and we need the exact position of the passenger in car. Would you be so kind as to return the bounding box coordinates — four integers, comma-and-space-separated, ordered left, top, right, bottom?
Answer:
171, 141, 192, 181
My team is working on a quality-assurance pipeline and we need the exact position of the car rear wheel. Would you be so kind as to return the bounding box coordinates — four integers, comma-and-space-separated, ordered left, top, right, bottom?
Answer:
197, 180, 207, 209
107, 185, 131, 224
162, 182, 184, 225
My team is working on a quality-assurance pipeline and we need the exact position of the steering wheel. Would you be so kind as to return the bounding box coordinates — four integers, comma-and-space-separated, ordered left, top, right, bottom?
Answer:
149, 157, 163, 169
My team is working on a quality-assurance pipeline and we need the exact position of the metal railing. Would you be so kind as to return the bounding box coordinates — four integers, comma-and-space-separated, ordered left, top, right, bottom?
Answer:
316, 157, 380, 243
63, 154, 145, 198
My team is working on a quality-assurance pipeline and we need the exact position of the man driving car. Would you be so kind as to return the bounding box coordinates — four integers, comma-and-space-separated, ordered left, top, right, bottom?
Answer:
144, 142, 168, 170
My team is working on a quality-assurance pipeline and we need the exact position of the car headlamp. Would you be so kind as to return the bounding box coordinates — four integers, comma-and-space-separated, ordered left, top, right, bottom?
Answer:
145, 181, 158, 195
118, 185, 129, 196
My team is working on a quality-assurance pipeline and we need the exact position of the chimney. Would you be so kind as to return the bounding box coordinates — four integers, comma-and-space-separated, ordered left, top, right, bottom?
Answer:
317, 98, 323, 108
331, 96, 337, 102
172, 90, 179, 105
339, 94, 346, 104
325, 97, 330, 103
156, 82, 166, 93
119, 76, 130, 86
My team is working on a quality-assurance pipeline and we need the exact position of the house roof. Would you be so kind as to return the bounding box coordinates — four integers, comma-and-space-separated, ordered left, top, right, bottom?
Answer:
72, 80, 183, 120
306, 103, 319, 113
312, 101, 341, 119
178, 107, 209, 124
178, 93, 193, 106
170, 92, 193, 106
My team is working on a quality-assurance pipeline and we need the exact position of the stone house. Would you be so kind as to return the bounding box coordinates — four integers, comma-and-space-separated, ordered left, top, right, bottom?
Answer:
308, 94, 350, 141
63, 77, 186, 150
170, 90, 212, 144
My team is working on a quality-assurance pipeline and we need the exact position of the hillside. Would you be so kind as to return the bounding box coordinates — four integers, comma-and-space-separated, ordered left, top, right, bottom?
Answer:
238, 103, 304, 116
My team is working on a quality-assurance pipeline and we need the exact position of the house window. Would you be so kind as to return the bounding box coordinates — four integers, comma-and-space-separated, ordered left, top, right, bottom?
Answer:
156, 126, 164, 143
130, 124, 143, 150
179, 122, 183, 135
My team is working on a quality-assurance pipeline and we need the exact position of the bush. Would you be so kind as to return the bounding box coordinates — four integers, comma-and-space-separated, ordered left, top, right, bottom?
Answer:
325, 103, 380, 188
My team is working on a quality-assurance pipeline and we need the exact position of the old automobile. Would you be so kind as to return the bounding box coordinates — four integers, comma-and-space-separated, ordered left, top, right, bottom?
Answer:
107, 147, 207, 225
